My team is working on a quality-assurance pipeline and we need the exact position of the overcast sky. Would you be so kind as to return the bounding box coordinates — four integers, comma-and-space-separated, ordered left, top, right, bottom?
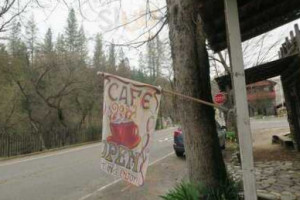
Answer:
2, 0, 300, 74
27, 0, 167, 68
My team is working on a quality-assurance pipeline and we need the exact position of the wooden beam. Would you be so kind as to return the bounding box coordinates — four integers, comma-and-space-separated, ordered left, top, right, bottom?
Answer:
209, 0, 300, 51
212, 0, 284, 35
224, 0, 257, 199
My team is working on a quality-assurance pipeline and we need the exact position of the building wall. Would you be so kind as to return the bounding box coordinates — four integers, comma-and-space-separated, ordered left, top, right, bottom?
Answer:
248, 99, 276, 116
246, 80, 277, 116
271, 76, 285, 107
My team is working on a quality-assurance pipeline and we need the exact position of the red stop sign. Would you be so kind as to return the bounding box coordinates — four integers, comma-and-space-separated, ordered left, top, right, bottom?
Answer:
214, 93, 227, 105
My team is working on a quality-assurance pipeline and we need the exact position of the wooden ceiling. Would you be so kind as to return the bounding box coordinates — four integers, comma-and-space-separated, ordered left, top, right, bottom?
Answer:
199, 0, 300, 52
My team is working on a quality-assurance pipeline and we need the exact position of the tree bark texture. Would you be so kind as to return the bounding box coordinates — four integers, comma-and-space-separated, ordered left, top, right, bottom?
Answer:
166, 0, 228, 187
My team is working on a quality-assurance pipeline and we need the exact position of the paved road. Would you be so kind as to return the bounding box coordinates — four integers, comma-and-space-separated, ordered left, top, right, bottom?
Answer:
250, 117, 289, 130
0, 118, 289, 200
250, 117, 290, 146
0, 128, 176, 200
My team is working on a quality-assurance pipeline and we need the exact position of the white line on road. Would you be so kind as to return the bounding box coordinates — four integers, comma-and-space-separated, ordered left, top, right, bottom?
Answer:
78, 151, 175, 200
0, 143, 101, 167
158, 137, 172, 143
120, 185, 131, 192
78, 179, 122, 200
148, 151, 174, 166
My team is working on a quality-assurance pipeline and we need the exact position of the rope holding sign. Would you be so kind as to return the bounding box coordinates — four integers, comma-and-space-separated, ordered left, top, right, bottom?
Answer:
97, 71, 228, 112
161, 88, 228, 112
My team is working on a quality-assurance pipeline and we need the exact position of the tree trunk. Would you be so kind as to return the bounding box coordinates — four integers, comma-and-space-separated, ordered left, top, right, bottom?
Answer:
166, 0, 228, 188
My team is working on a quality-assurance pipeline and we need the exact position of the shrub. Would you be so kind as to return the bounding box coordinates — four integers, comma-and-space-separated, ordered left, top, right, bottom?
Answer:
226, 131, 236, 142
160, 178, 240, 200
160, 182, 200, 200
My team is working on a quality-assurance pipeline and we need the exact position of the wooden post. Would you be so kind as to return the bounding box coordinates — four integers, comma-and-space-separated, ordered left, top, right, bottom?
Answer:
295, 24, 300, 151
224, 0, 257, 199
295, 24, 300, 53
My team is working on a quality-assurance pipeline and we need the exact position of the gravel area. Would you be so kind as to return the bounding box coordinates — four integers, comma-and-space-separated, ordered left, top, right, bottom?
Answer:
228, 161, 300, 200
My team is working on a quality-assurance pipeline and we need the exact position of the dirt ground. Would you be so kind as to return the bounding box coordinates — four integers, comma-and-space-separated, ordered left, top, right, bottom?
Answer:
253, 146, 300, 161
252, 127, 300, 162
226, 126, 300, 162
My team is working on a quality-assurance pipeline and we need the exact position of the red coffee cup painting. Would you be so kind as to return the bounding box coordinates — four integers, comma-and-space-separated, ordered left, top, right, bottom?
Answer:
105, 101, 141, 149
108, 119, 141, 149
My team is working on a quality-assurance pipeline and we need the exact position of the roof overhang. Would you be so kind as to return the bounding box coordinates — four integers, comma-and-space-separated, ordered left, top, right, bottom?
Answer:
199, 0, 300, 52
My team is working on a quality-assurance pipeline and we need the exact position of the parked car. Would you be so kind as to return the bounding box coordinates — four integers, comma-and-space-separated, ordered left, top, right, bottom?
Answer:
173, 122, 226, 157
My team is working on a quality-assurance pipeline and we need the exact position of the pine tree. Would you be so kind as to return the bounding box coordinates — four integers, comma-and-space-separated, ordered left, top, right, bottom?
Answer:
25, 15, 38, 63
9, 20, 28, 62
65, 8, 79, 52
9, 20, 22, 56
42, 28, 54, 54
0, 44, 6, 54
155, 36, 164, 77
138, 52, 146, 74
117, 48, 131, 77
56, 34, 66, 53
77, 25, 87, 62
108, 42, 116, 70
146, 37, 165, 79
118, 48, 125, 62
93, 33, 106, 71
118, 47, 125, 68
0, 44, 9, 80
146, 39, 156, 78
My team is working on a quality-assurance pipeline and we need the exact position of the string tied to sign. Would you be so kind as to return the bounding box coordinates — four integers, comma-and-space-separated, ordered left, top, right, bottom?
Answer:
97, 71, 228, 112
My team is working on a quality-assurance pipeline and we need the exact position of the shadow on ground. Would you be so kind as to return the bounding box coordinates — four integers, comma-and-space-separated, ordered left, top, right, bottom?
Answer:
93, 155, 187, 200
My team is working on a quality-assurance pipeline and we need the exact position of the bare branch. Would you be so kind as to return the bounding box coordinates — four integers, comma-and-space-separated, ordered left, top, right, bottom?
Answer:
217, 52, 231, 74
103, 6, 166, 34
0, 0, 16, 18
0, 0, 31, 32
112, 17, 167, 48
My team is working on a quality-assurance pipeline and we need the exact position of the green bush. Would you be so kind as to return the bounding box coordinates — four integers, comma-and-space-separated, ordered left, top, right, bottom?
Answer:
160, 182, 200, 200
226, 131, 236, 142
160, 178, 239, 200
